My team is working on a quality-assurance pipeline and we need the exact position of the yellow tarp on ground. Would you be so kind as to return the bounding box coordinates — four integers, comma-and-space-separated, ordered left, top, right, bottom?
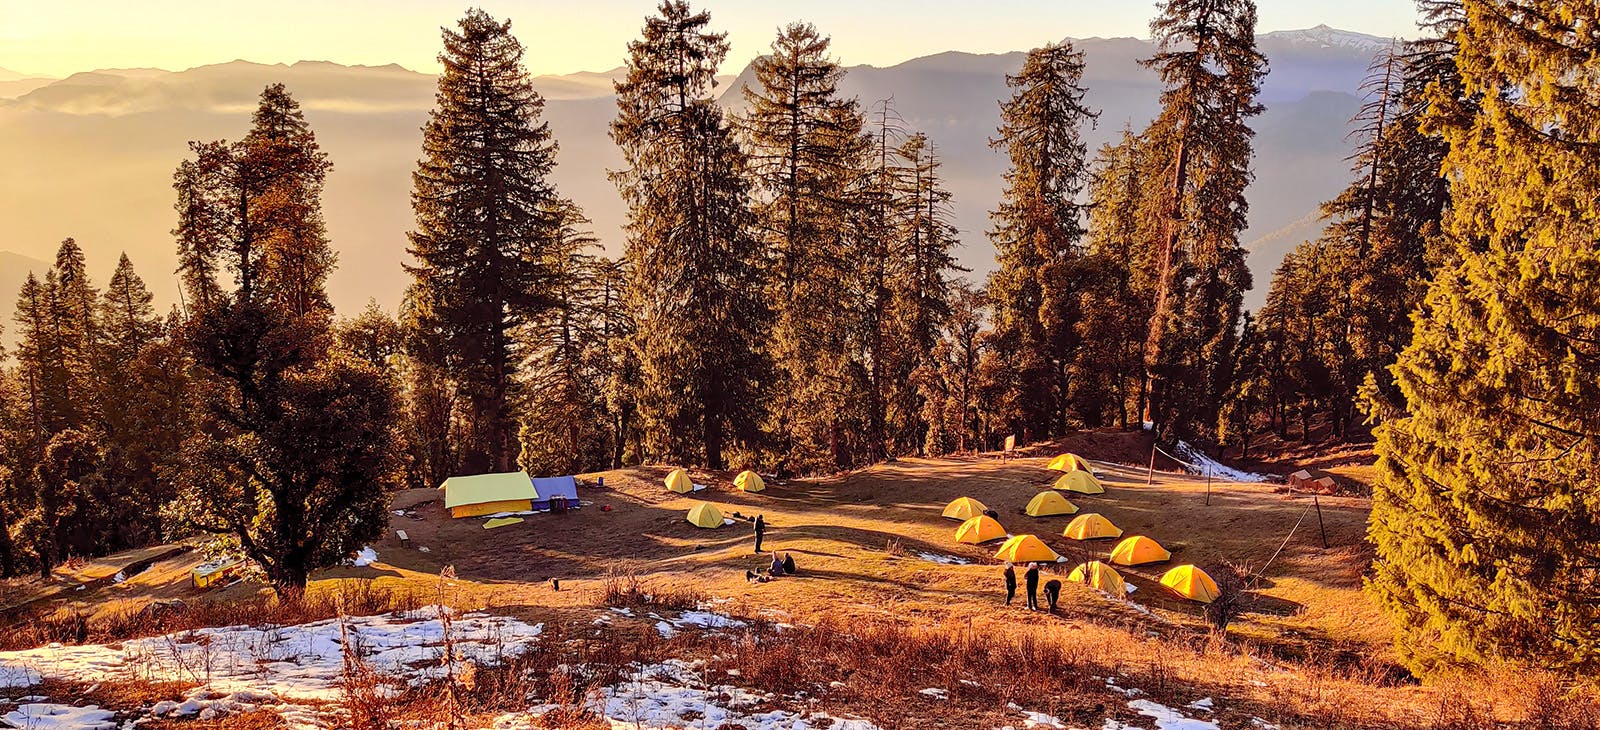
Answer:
1025, 490, 1079, 517
942, 496, 987, 521
1068, 560, 1126, 596
666, 468, 694, 493
440, 472, 537, 518
1109, 535, 1171, 566
735, 470, 766, 492
1052, 469, 1105, 495
483, 516, 524, 530
1063, 513, 1123, 540
686, 501, 725, 528
955, 515, 1007, 544
993, 534, 1060, 563
1047, 453, 1093, 472
1160, 564, 1221, 603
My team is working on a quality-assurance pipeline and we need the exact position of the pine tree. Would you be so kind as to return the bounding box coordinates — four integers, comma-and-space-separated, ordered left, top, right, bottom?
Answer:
985, 42, 1097, 442
1076, 128, 1157, 428
1368, 0, 1600, 674
518, 201, 612, 475
96, 253, 185, 548
915, 281, 987, 455
1138, 0, 1267, 439
611, 1, 769, 469
169, 86, 404, 597
406, 9, 565, 473
890, 133, 962, 450
740, 22, 869, 470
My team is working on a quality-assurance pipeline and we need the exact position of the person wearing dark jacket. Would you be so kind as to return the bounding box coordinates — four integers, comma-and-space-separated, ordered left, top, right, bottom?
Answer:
1043, 578, 1062, 612
769, 551, 785, 577
753, 514, 766, 553
782, 552, 796, 575
1025, 563, 1041, 610
1003, 563, 1017, 605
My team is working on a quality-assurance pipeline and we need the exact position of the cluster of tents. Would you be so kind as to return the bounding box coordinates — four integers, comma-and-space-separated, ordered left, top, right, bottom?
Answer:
941, 453, 1221, 605
671, 468, 767, 528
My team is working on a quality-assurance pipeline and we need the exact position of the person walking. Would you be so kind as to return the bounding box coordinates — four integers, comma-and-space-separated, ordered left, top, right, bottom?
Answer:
1025, 563, 1041, 610
1043, 578, 1062, 612
753, 514, 766, 553
1003, 563, 1017, 605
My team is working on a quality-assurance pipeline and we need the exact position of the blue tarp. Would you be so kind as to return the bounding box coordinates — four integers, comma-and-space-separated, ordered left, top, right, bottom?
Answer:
530, 475, 579, 509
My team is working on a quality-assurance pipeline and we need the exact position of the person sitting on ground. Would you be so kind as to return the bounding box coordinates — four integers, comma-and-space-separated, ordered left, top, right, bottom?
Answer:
1044, 578, 1062, 612
745, 569, 768, 583
769, 551, 786, 577
782, 552, 796, 575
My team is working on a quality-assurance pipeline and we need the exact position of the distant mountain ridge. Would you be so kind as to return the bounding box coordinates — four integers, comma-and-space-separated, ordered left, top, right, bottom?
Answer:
0, 26, 1387, 328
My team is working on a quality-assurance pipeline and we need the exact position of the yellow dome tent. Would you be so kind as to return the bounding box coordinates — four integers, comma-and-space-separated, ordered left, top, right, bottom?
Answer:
1160, 564, 1221, 603
1052, 470, 1104, 495
665, 468, 694, 494
942, 496, 988, 521
1063, 513, 1123, 540
685, 501, 725, 528
1067, 560, 1126, 596
1109, 535, 1171, 566
955, 515, 1007, 544
993, 534, 1060, 563
1047, 453, 1093, 473
734, 470, 766, 492
1025, 490, 1079, 517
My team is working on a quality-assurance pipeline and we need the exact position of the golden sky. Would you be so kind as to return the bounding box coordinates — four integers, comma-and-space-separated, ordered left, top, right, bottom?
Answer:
0, 0, 1420, 78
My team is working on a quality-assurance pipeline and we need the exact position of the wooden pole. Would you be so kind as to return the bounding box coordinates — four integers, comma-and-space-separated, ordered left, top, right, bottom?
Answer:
1313, 495, 1328, 548
1147, 442, 1156, 486
1205, 465, 1212, 506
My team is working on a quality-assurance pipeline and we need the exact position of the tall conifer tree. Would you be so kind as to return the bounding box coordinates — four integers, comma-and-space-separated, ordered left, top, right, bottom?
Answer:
1369, 0, 1600, 673
611, 1, 769, 469
1138, 0, 1266, 439
986, 42, 1096, 442
406, 9, 565, 473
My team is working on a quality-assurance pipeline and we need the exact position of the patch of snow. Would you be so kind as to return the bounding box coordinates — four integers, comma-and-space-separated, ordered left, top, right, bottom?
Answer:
674, 611, 746, 631
0, 607, 543, 729
723, 518, 736, 525
1020, 709, 1067, 728
1128, 698, 1220, 730
919, 687, 948, 700
1173, 441, 1268, 483
593, 661, 881, 730
915, 551, 972, 565
348, 546, 378, 567
109, 572, 126, 585
1251, 719, 1281, 730
1186, 697, 1213, 711
692, 483, 708, 491
2, 703, 117, 730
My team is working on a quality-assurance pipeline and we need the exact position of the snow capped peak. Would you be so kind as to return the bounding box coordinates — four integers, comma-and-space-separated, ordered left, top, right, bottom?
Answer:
1260, 25, 1399, 52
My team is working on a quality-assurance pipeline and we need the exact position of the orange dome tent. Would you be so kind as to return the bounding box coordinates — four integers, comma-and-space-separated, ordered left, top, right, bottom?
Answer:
1160, 564, 1221, 603
1067, 560, 1127, 596
1052, 470, 1104, 495
685, 502, 726, 528
734, 470, 766, 492
1109, 535, 1171, 566
955, 515, 1007, 544
993, 534, 1060, 563
1025, 490, 1079, 517
942, 496, 988, 521
1046, 453, 1093, 473
1063, 513, 1123, 540
665, 468, 694, 493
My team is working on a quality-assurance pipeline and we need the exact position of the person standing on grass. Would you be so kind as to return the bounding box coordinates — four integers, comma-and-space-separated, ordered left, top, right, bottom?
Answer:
1025, 563, 1041, 610
753, 514, 766, 553
1044, 578, 1061, 612
1003, 563, 1017, 605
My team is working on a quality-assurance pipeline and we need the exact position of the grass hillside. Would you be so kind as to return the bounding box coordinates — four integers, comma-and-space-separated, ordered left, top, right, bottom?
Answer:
0, 433, 1593, 729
